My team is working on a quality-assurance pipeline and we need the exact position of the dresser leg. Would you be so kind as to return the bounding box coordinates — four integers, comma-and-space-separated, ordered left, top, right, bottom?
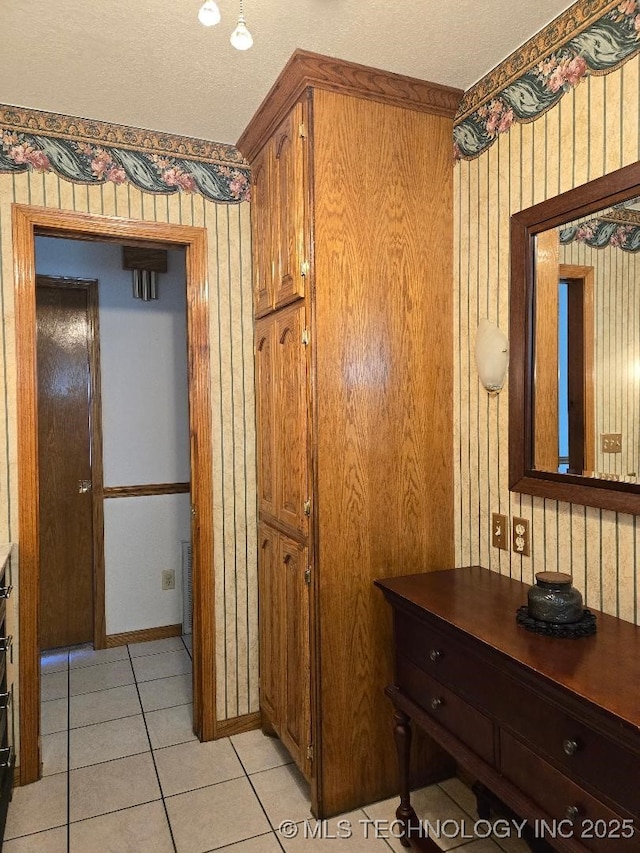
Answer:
393, 709, 420, 848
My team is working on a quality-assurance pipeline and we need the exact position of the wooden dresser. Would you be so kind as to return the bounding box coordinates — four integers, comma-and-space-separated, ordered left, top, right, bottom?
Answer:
376, 567, 640, 852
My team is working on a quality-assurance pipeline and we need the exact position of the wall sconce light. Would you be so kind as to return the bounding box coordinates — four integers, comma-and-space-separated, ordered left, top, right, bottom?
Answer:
475, 318, 509, 394
122, 246, 167, 302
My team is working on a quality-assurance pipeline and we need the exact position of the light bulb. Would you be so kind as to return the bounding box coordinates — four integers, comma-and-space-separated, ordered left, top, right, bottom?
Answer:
198, 0, 221, 27
230, 17, 253, 50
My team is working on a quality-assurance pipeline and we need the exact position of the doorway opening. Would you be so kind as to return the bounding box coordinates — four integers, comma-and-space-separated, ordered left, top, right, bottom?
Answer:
13, 204, 216, 785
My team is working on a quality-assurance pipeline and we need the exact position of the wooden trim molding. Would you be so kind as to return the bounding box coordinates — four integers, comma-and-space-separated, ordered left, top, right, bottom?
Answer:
214, 712, 262, 738
12, 203, 216, 784
105, 624, 182, 648
103, 483, 190, 498
559, 264, 596, 475
236, 49, 463, 161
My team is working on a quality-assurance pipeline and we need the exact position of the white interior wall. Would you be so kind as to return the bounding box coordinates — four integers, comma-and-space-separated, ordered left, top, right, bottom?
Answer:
35, 237, 191, 635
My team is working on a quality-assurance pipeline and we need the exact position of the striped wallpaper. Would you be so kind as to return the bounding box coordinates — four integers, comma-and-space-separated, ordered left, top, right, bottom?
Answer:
0, 169, 258, 730
453, 54, 640, 625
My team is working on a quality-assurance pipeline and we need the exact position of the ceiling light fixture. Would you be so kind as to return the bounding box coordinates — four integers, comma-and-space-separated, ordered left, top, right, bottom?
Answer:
197, 0, 253, 50
230, 0, 253, 50
198, 0, 221, 27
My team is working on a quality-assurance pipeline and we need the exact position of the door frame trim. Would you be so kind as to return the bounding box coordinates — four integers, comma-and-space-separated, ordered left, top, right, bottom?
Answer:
35, 275, 106, 650
13, 204, 216, 784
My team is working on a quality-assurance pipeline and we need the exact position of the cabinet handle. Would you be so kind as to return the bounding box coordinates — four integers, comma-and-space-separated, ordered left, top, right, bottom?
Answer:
565, 806, 580, 823
430, 697, 443, 711
0, 747, 12, 769
0, 585, 11, 599
562, 738, 579, 756
429, 649, 442, 662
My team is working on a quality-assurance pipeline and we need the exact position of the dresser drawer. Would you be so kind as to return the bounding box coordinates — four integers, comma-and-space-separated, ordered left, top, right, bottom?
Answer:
395, 613, 506, 713
499, 686, 640, 819
396, 655, 495, 765
500, 731, 637, 852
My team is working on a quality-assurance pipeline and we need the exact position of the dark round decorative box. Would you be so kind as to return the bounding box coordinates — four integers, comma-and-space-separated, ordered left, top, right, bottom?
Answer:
527, 572, 583, 624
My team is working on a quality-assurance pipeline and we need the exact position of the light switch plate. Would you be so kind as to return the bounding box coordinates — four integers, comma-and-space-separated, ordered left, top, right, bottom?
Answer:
491, 513, 508, 550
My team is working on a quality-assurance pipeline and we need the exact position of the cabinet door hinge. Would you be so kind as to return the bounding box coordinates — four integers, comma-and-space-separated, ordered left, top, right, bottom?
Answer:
301, 328, 310, 347
299, 122, 307, 139
300, 260, 310, 278
306, 743, 314, 761
304, 566, 311, 585
303, 498, 311, 516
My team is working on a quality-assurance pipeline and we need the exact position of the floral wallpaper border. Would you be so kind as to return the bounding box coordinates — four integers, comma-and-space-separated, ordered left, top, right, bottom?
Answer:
0, 105, 251, 203
560, 218, 640, 250
454, 0, 640, 161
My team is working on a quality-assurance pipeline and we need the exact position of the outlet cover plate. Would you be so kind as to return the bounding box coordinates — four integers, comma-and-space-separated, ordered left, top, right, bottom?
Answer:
161, 569, 175, 591
512, 517, 530, 557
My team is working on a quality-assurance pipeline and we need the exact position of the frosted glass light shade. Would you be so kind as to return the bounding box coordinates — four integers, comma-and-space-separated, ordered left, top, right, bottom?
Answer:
198, 0, 221, 27
475, 318, 509, 393
230, 18, 253, 49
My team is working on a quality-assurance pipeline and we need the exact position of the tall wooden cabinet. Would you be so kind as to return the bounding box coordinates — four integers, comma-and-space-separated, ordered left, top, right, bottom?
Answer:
238, 50, 463, 817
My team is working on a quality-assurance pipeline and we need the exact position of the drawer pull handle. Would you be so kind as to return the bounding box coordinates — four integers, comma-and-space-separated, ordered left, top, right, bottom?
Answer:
429, 649, 442, 662
565, 806, 580, 823
430, 697, 443, 711
563, 738, 579, 756
0, 747, 12, 769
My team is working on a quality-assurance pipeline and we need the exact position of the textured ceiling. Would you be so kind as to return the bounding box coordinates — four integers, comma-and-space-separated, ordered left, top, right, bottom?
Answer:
1, 0, 574, 146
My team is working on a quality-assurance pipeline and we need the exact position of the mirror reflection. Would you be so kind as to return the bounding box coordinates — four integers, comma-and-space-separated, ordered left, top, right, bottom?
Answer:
533, 196, 640, 482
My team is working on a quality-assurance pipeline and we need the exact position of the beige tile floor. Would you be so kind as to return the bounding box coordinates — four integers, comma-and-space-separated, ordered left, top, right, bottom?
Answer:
4, 636, 530, 852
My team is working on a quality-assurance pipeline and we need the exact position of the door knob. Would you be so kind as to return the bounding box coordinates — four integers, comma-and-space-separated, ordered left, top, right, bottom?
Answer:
78, 479, 92, 494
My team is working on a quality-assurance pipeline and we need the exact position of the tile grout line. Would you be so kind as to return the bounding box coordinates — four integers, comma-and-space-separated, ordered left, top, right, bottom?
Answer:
228, 739, 287, 852
126, 643, 179, 853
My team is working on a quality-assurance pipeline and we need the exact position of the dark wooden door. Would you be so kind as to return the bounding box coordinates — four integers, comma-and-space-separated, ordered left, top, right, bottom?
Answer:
37, 279, 96, 649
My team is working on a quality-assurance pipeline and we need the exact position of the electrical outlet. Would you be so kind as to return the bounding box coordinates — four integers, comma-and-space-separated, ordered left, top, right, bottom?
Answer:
161, 569, 175, 591
491, 513, 508, 550
601, 433, 622, 454
512, 517, 530, 557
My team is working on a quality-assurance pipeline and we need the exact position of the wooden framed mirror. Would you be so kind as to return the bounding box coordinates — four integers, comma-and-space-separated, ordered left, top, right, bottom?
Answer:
510, 160, 640, 513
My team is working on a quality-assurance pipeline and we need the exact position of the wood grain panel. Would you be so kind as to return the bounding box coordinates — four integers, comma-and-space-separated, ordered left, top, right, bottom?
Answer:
103, 483, 190, 498
255, 319, 276, 520
257, 523, 281, 727
105, 623, 182, 648
280, 535, 311, 780
534, 228, 560, 471
251, 144, 275, 317
273, 102, 307, 309
36, 282, 95, 649
276, 303, 308, 535
312, 89, 455, 815
237, 49, 463, 162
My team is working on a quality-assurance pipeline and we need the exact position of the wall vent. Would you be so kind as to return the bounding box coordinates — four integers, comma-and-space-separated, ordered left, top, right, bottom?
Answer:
181, 540, 193, 635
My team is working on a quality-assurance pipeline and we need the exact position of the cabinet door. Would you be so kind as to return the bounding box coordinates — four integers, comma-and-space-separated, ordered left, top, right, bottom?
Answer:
257, 523, 282, 728
279, 535, 311, 780
255, 317, 276, 520
251, 142, 275, 317
273, 101, 307, 309
275, 303, 308, 534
